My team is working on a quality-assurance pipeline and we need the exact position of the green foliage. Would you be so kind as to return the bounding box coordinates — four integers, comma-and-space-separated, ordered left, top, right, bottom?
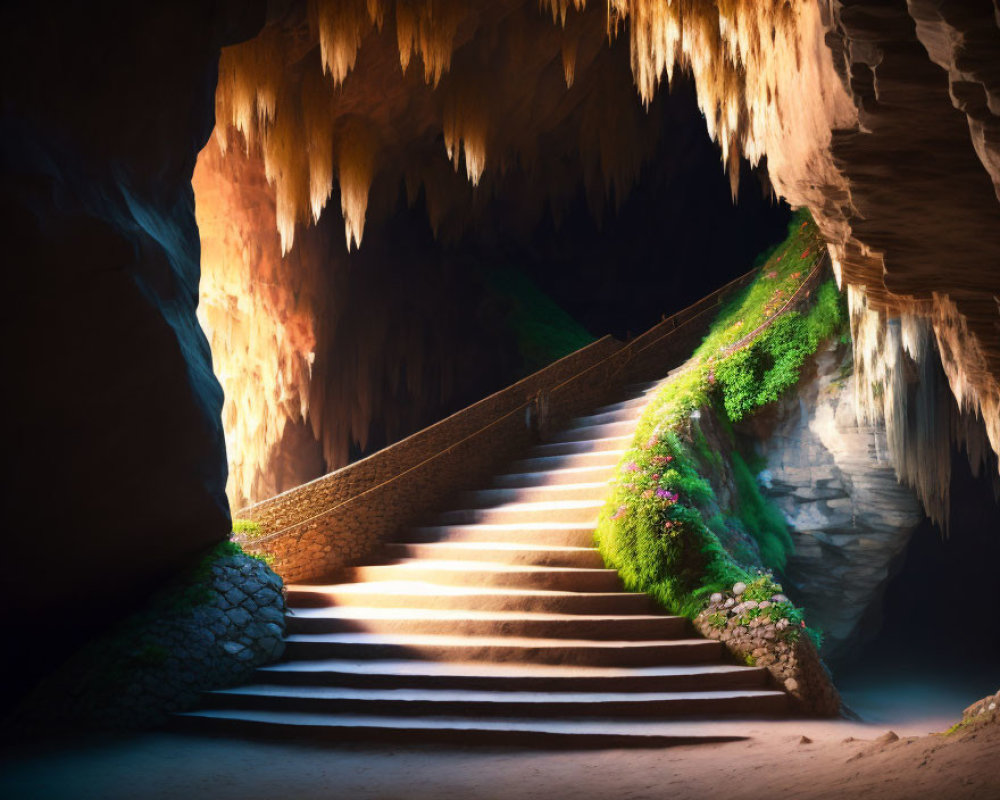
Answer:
232, 518, 264, 538
731, 452, 793, 571
595, 210, 836, 649
715, 280, 845, 421
706, 611, 728, 629
486, 267, 594, 372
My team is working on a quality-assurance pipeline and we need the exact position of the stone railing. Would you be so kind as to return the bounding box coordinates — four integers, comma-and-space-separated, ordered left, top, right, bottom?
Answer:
235, 268, 756, 583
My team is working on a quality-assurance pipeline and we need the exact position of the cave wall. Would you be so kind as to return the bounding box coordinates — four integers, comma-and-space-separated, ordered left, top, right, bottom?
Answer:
0, 1, 265, 696
742, 339, 923, 659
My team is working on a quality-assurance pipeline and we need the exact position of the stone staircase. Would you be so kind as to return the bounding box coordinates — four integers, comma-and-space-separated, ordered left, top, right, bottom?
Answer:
178, 380, 790, 746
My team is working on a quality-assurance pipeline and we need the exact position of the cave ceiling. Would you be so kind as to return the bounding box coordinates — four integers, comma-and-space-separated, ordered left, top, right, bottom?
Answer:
196, 0, 1000, 507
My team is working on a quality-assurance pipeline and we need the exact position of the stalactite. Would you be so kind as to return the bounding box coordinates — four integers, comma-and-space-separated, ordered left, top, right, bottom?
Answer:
198, 0, 1000, 509
396, 0, 466, 87
193, 140, 319, 507
337, 117, 378, 249
442, 72, 489, 186
311, 0, 377, 86
849, 285, 1000, 529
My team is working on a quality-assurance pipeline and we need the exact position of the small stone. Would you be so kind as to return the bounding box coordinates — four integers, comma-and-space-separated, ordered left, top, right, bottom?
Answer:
257, 606, 285, 625
724, 598, 735, 608
799, 736, 812, 745
784, 678, 800, 692
227, 607, 251, 627
710, 592, 723, 604
732, 582, 747, 596
876, 731, 899, 744
225, 587, 246, 605
221, 641, 247, 656
772, 594, 789, 604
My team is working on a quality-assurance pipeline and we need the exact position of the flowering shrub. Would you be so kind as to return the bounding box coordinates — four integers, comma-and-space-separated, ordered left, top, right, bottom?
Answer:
595, 210, 839, 633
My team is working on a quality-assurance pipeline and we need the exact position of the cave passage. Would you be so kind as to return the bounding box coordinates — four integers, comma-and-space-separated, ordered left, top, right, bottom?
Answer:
836, 448, 1000, 723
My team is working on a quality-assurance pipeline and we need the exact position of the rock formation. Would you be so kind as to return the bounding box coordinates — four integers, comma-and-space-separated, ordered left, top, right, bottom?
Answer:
742, 340, 923, 659
0, 0, 266, 697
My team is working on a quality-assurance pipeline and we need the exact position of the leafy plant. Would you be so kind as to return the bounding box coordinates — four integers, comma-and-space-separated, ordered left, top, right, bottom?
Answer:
595, 211, 837, 648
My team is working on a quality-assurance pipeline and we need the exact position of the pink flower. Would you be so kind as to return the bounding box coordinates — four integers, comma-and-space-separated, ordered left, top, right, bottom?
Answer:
663, 521, 674, 531
767, 270, 778, 279
651, 474, 659, 481
612, 504, 628, 521
642, 489, 654, 499
624, 462, 639, 473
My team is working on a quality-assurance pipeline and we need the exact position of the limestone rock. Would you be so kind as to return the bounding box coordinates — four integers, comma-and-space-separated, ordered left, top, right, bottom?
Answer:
741, 340, 923, 658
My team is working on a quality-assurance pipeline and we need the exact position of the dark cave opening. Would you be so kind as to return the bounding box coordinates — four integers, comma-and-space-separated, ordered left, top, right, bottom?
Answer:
296, 75, 793, 480
836, 447, 1000, 723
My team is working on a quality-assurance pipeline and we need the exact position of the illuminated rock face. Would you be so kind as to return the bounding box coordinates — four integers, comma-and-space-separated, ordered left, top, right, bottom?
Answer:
199, 0, 999, 507
0, 1, 265, 692
744, 341, 923, 659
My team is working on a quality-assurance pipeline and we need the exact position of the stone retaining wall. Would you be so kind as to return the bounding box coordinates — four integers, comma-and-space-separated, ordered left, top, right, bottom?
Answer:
694, 585, 841, 716
11, 545, 286, 730
237, 270, 756, 584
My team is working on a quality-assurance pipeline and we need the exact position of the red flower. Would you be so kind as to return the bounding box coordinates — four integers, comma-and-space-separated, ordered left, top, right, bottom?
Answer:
801, 249, 810, 258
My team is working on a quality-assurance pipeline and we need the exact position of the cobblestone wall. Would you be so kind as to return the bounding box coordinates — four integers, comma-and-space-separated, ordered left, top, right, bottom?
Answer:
694, 585, 841, 716
12, 545, 286, 730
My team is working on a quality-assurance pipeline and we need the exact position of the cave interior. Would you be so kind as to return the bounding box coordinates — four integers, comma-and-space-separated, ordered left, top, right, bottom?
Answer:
2, 0, 999, 778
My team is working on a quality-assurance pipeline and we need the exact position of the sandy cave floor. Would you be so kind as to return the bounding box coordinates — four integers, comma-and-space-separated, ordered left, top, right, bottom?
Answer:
1, 713, 998, 800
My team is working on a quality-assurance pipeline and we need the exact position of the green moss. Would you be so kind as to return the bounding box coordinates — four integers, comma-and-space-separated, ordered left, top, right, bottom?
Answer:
731, 451, 793, 571
706, 611, 728, 629
232, 518, 264, 538
595, 211, 835, 645
486, 267, 594, 372
715, 280, 846, 422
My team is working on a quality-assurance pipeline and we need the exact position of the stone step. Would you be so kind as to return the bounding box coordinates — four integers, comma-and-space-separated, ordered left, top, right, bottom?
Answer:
492, 465, 616, 488
589, 396, 651, 416
402, 523, 596, 547
285, 608, 686, 639
172, 710, 751, 748
507, 450, 626, 473
286, 583, 655, 614
548, 420, 638, 443
201, 684, 789, 719
281, 633, 725, 666
458, 482, 608, 506
529, 436, 632, 457
253, 659, 771, 694
344, 560, 622, 591
381, 542, 605, 568
433, 499, 602, 525
568, 405, 644, 428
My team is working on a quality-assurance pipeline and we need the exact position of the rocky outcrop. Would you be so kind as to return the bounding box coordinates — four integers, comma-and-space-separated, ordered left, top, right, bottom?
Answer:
0, 1, 265, 700
962, 688, 1000, 731
741, 339, 923, 659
